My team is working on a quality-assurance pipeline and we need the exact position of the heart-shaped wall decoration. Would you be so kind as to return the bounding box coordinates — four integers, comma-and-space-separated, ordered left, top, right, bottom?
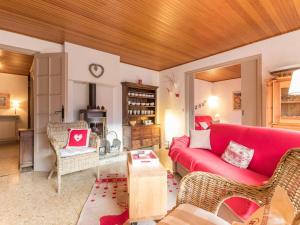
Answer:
89, 63, 104, 78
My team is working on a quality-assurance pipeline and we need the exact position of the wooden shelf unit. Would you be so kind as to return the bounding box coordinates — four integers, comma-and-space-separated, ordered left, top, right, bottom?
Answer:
122, 82, 158, 125
121, 82, 160, 150
266, 74, 300, 131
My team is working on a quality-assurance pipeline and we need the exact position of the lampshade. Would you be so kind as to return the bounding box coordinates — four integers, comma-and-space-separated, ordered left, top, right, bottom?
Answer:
289, 69, 300, 95
12, 100, 20, 108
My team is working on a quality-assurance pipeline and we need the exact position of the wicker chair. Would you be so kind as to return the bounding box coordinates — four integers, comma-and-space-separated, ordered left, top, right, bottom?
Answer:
174, 148, 300, 223
47, 121, 100, 193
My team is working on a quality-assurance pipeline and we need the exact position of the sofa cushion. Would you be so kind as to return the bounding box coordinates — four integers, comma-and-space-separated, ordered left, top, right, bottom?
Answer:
189, 129, 211, 150
65, 128, 91, 149
158, 204, 230, 225
60, 147, 96, 157
170, 147, 268, 185
210, 123, 300, 177
221, 141, 254, 169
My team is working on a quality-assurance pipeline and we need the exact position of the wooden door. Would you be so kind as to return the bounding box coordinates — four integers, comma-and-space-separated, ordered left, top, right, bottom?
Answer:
241, 60, 258, 126
33, 53, 67, 171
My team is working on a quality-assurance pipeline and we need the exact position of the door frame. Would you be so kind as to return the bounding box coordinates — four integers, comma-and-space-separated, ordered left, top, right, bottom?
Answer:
0, 44, 37, 166
184, 54, 262, 133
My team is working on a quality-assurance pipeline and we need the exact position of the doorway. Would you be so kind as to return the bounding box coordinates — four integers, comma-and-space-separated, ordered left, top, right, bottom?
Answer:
0, 48, 34, 177
194, 64, 242, 124
185, 55, 262, 131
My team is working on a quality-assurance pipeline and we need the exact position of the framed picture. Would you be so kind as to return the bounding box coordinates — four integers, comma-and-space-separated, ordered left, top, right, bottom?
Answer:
233, 91, 241, 110
0, 93, 10, 109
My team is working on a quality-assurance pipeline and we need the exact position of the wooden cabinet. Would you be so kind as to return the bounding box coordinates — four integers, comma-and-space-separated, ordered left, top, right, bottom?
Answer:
0, 115, 20, 143
266, 75, 300, 131
19, 129, 34, 169
123, 125, 160, 150
121, 81, 160, 150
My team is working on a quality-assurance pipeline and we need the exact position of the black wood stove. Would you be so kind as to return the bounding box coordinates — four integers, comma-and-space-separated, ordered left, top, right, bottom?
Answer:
79, 83, 107, 139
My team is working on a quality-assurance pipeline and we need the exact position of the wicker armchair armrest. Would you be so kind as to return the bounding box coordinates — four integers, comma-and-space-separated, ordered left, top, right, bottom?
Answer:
177, 171, 272, 214
293, 212, 300, 225
49, 138, 63, 156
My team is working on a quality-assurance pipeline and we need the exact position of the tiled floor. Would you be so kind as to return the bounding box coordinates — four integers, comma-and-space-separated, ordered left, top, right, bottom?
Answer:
0, 147, 239, 225
0, 162, 126, 225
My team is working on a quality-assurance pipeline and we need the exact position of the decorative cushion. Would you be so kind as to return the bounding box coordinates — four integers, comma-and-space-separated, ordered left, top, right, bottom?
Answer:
199, 121, 209, 130
65, 128, 91, 149
157, 204, 230, 225
60, 147, 96, 157
221, 141, 254, 169
189, 129, 211, 150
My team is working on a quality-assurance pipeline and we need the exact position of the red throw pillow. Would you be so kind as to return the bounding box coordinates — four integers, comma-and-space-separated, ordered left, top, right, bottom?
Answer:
65, 128, 91, 149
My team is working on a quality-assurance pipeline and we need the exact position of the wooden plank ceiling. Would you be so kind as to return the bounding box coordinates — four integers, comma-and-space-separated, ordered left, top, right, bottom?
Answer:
195, 64, 241, 82
0, 49, 33, 76
0, 0, 300, 71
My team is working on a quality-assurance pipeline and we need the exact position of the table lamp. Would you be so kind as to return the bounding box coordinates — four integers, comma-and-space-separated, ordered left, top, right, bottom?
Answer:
12, 100, 20, 115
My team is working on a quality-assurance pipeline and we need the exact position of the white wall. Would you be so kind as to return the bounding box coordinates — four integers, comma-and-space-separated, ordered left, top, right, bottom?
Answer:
0, 30, 62, 54
70, 63, 159, 142
212, 79, 241, 124
194, 79, 212, 115
64, 42, 120, 86
65, 43, 159, 147
194, 78, 241, 124
0, 73, 28, 129
65, 42, 121, 126
120, 63, 159, 85
159, 29, 300, 143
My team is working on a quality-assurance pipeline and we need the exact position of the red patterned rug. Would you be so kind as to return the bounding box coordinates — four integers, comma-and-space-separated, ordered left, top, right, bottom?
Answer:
77, 172, 179, 225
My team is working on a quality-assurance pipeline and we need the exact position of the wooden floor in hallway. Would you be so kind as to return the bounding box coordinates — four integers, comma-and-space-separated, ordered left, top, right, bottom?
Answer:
0, 142, 19, 177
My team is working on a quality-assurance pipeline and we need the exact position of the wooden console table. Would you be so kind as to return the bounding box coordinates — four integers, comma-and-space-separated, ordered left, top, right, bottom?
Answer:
0, 115, 19, 143
127, 153, 167, 224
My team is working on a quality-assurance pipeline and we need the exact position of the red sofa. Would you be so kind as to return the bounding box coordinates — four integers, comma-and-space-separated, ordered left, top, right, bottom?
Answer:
169, 123, 300, 220
195, 115, 213, 130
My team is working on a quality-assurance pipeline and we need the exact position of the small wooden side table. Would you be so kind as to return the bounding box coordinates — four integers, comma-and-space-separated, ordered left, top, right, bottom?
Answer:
127, 153, 167, 224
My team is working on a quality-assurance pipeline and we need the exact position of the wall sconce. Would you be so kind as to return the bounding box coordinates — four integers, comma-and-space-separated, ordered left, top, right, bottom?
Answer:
12, 100, 20, 115
289, 69, 300, 95
207, 96, 219, 109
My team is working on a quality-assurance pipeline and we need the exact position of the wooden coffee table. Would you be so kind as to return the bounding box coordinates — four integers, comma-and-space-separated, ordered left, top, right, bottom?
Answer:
127, 153, 167, 224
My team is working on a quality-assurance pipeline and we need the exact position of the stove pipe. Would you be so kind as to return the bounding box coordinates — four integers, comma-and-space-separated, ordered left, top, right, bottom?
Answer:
89, 83, 96, 109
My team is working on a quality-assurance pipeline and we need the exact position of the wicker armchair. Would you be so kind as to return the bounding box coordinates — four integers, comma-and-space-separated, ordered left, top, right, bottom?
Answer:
47, 121, 100, 193
176, 148, 300, 221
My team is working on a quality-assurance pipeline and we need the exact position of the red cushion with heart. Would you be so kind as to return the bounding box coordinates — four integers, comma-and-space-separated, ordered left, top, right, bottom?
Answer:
65, 128, 91, 149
